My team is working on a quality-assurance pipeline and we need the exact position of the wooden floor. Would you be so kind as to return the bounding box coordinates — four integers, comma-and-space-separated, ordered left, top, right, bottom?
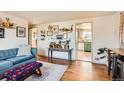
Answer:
38, 56, 111, 81
77, 50, 92, 61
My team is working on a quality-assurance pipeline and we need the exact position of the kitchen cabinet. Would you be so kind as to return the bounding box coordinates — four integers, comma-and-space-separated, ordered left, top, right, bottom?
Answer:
84, 42, 91, 52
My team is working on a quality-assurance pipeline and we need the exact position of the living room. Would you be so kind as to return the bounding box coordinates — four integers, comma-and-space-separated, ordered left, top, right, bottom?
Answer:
0, 11, 123, 81
1, 0, 124, 93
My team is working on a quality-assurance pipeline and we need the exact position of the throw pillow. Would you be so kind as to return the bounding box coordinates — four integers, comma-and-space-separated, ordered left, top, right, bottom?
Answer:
17, 44, 31, 56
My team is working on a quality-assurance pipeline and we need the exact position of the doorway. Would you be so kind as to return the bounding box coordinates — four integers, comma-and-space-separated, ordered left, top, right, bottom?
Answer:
76, 22, 92, 62
29, 27, 38, 48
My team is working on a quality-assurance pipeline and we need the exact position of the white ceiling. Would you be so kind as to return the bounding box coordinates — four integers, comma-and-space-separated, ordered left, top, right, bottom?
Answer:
5, 11, 116, 24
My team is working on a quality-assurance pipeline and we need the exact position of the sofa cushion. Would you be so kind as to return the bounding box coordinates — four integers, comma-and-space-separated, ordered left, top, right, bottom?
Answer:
17, 45, 31, 56
7, 55, 35, 65
0, 60, 13, 71
0, 48, 18, 60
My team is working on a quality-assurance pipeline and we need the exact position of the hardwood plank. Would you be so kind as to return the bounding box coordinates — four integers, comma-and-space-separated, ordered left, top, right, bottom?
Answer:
77, 50, 92, 61
38, 56, 111, 81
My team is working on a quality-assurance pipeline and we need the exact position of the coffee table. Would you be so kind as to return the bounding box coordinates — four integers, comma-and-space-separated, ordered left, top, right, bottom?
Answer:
3, 62, 42, 81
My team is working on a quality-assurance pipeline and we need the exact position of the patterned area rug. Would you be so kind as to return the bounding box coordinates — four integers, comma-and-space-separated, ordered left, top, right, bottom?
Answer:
25, 61, 68, 81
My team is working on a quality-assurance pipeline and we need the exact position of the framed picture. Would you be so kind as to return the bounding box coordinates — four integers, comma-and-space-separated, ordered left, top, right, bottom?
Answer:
16, 26, 26, 37
33, 31, 37, 39
53, 25, 59, 32
0, 28, 4, 38
41, 35, 45, 40
48, 25, 53, 31
47, 31, 53, 36
56, 34, 63, 40
41, 30, 45, 35
63, 33, 68, 39
40, 30, 45, 40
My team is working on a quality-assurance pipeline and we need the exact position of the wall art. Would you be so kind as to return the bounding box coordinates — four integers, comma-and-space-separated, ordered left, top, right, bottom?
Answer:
40, 30, 45, 40
56, 34, 63, 40
63, 33, 68, 39
53, 25, 59, 32
48, 25, 53, 31
47, 31, 53, 36
16, 26, 26, 37
0, 28, 4, 38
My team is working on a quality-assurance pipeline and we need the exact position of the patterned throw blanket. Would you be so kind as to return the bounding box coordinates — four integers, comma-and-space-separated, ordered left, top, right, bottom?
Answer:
3, 62, 42, 81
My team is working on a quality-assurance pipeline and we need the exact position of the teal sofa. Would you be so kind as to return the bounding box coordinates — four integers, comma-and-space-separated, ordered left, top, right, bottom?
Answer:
0, 48, 37, 77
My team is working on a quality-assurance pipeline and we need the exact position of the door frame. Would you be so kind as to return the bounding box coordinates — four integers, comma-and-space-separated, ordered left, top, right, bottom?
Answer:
28, 27, 38, 48
75, 22, 93, 62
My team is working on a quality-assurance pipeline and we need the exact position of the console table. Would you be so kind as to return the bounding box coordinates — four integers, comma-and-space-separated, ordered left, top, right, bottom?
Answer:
48, 48, 73, 61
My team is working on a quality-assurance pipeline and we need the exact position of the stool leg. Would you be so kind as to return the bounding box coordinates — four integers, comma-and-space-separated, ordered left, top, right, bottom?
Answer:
108, 61, 112, 75
107, 50, 111, 75
36, 68, 42, 76
112, 55, 117, 81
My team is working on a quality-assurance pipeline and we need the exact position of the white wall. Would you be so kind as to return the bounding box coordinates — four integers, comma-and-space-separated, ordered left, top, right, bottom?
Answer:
0, 12, 28, 50
37, 22, 76, 60
37, 13, 120, 64
92, 13, 120, 64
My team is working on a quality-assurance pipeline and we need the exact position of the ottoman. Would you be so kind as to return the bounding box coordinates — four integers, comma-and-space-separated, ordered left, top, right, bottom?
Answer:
3, 62, 42, 81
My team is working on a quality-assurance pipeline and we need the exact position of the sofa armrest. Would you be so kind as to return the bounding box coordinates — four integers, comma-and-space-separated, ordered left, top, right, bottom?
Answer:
31, 48, 37, 56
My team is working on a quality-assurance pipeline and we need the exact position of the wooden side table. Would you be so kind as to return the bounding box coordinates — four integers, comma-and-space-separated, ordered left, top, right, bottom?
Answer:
48, 48, 73, 62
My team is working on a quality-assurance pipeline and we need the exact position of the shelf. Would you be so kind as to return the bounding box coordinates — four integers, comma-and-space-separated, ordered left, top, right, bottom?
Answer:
0, 26, 16, 29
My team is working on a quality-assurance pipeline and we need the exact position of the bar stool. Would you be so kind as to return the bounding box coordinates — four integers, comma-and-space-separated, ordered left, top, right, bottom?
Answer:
112, 54, 124, 81
107, 49, 116, 75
